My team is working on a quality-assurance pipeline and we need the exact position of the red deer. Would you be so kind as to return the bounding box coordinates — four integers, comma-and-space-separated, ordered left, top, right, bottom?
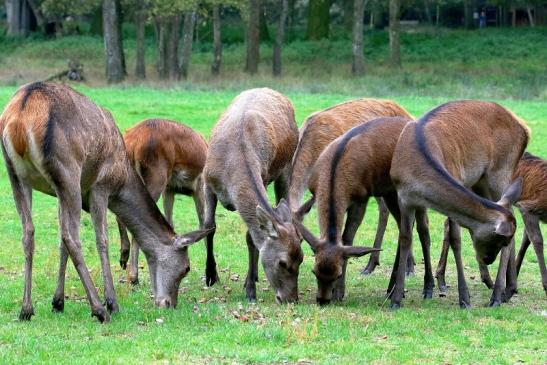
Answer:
294, 116, 435, 304
202, 88, 309, 303
0, 83, 211, 322
287, 98, 415, 275
390, 100, 528, 309
514, 152, 547, 295
117, 119, 208, 285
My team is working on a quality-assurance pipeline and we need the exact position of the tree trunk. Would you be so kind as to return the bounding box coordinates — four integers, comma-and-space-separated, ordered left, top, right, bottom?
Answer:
436, 3, 440, 28
273, 0, 288, 76
135, 2, 146, 80
245, 0, 261, 74
6, 0, 35, 36
168, 15, 181, 80
287, 0, 295, 33
511, 6, 516, 27
463, 0, 472, 29
352, 0, 366, 75
180, 11, 196, 79
211, 5, 222, 76
343, 0, 354, 31
527, 7, 535, 27
260, 4, 270, 41
307, 0, 330, 40
155, 17, 168, 79
114, 0, 126, 75
389, 0, 401, 68
102, 0, 125, 83
424, 0, 432, 24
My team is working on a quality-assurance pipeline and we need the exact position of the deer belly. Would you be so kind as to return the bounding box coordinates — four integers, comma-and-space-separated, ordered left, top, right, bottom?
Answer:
168, 170, 196, 195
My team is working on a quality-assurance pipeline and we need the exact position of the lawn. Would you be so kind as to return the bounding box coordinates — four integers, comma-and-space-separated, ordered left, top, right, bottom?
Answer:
0, 86, 545, 364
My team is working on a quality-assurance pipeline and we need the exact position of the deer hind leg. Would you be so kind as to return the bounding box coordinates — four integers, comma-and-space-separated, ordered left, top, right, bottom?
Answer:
5, 158, 36, 320
244, 231, 259, 302
162, 189, 175, 228
447, 219, 471, 308
52, 243, 68, 312
333, 199, 368, 301
204, 185, 219, 286
361, 197, 389, 275
89, 188, 118, 313
521, 212, 546, 295
390, 201, 415, 309
56, 175, 108, 322
274, 166, 290, 204
516, 230, 531, 276
415, 209, 434, 299
118, 218, 130, 270
435, 218, 451, 297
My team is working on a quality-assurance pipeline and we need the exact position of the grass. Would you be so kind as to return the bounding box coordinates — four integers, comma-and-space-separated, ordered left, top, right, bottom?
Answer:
0, 86, 546, 364
0, 27, 546, 99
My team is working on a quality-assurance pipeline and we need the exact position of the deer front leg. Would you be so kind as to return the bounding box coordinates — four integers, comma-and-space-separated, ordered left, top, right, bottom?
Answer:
390, 203, 415, 309
128, 238, 140, 285
415, 209, 434, 299
478, 257, 493, 289
361, 197, 389, 275
117, 218, 130, 270
335, 200, 367, 301
489, 244, 510, 307
162, 189, 175, 228
515, 231, 531, 276
244, 231, 259, 302
52, 243, 68, 312
447, 220, 471, 308
90, 189, 118, 313
435, 218, 451, 297
204, 186, 219, 286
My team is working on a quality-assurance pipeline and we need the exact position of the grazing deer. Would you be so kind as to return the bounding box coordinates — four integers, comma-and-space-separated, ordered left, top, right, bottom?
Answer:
202, 88, 308, 303
0, 82, 211, 322
390, 100, 528, 309
294, 116, 435, 305
287, 98, 415, 275
514, 152, 547, 295
117, 119, 208, 285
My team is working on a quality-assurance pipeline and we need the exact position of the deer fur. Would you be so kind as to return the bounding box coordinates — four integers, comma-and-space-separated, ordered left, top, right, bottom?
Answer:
294, 116, 436, 304
117, 119, 208, 285
201, 88, 307, 303
0, 83, 211, 322
287, 98, 415, 275
390, 100, 529, 309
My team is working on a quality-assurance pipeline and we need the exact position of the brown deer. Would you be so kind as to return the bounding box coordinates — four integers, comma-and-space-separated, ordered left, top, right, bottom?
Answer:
0, 82, 211, 322
117, 119, 208, 285
390, 100, 528, 309
514, 152, 547, 295
201, 88, 309, 303
287, 98, 415, 275
293, 116, 435, 305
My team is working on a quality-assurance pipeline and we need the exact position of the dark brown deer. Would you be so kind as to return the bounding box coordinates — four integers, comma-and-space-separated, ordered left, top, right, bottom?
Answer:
202, 88, 309, 303
0, 82, 211, 322
514, 152, 547, 295
390, 100, 528, 309
117, 119, 208, 285
293, 116, 435, 304
287, 98, 415, 275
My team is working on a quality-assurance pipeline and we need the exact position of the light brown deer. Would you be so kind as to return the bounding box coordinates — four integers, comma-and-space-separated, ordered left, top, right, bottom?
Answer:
514, 152, 547, 295
390, 100, 528, 309
287, 98, 415, 275
0, 82, 211, 322
202, 88, 309, 303
294, 116, 436, 305
117, 119, 208, 285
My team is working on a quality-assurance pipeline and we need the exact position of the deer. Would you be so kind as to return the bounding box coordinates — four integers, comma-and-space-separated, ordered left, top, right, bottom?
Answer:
390, 100, 528, 309
0, 82, 211, 322
293, 116, 436, 305
287, 98, 416, 275
201, 88, 311, 303
117, 119, 208, 286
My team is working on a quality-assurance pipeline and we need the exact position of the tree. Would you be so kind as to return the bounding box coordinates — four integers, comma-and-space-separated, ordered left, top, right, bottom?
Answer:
389, 0, 401, 68
211, 4, 222, 75
103, 0, 125, 83
307, 0, 330, 39
273, 0, 288, 76
352, 0, 367, 75
134, 0, 147, 79
245, 0, 260, 74
5, 0, 36, 36
180, 10, 196, 78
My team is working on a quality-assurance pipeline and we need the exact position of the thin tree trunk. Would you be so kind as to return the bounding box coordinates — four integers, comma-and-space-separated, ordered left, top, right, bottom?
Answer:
156, 17, 168, 79
273, 0, 288, 76
307, 0, 330, 39
103, 0, 125, 83
259, 4, 270, 41
287, 0, 295, 33
135, 2, 146, 80
343, 0, 354, 31
352, 0, 366, 75
527, 7, 535, 27
389, 0, 401, 68
211, 5, 222, 76
168, 15, 181, 80
180, 11, 196, 79
424, 0, 432, 24
463, 0, 472, 29
511, 6, 516, 27
115, 0, 126, 75
436, 3, 440, 27
245, 0, 261, 74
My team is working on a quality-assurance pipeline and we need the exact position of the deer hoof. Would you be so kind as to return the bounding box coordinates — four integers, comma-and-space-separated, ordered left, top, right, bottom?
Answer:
19, 305, 35, 321
488, 299, 501, 308
459, 301, 471, 309
389, 302, 401, 311
105, 299, 119, 314
92, 307, 110, 323
51, 297, 65, 313
205, 271, 219, 287
423, 289, 433, 299
119, 259, 127, 270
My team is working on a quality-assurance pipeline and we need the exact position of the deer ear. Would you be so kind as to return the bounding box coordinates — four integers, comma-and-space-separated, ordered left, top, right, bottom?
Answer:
497, 177, 523, 209
292, 218, 322, 253
293, 196, 315, 222
174, 227, 215, 249
256, 205, 278, 238
494, 219, 515, 237
275, 198, 292, 223
341, 246, 381, 259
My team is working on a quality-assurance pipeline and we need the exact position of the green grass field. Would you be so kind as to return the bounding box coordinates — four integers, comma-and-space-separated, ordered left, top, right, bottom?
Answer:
0, 86, 545, 364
